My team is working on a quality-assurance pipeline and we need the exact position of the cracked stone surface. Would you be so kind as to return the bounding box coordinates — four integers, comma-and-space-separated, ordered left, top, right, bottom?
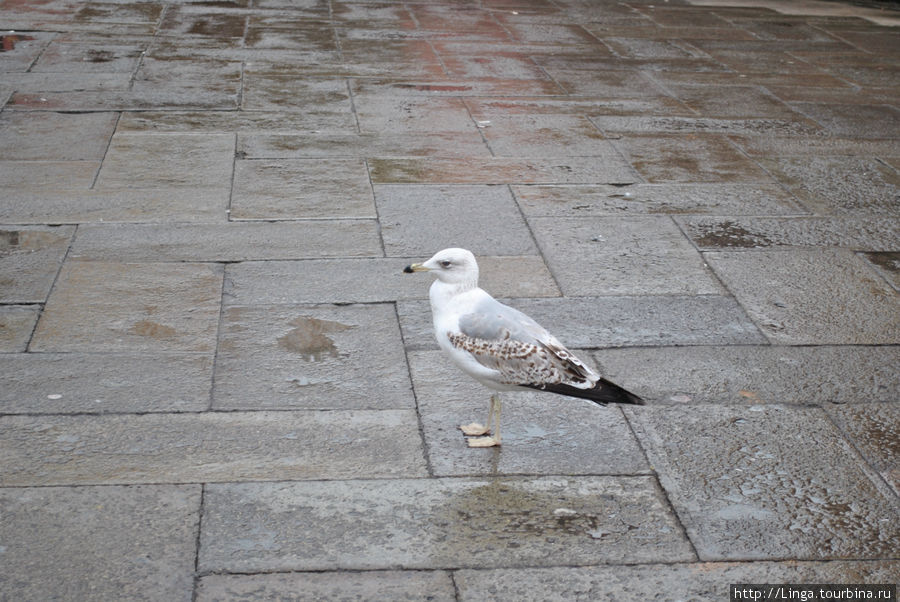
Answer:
1, 0, 898, 598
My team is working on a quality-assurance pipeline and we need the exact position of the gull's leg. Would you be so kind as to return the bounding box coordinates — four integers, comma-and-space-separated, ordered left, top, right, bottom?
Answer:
467, 394, 502, 447
459, 393, 495, 436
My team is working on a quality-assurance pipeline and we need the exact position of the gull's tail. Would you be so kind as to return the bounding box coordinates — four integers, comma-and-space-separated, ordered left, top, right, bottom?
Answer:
526, 378, 644, 406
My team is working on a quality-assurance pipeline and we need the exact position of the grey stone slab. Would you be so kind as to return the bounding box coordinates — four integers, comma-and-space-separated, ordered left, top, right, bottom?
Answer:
861, 251, 900, 292
0, 409, 426, 486
705, 249, 900, 344
592, 345, 900, 405
478, 114, 622, 158
826, 402, 900, 496
118, 110, 351, 134
727, 135, 900, 158
214, 304, 414, 411
680, 216, 899, 251
238, 131, 492, 159
71, 221, 382, 261
791, 102, 900, 139
240, 74, 355, 117
456, 560, 900, 602
31, 261, 223, 353
368, 157, 637, 185
0, 160, 98, 193
612, 133, 772, 183
224, 256, 559, 305
348, 77, 564, 97
465, 96, 695, 119
197, 571, 457, 602
199, 476, 694, 572
666, 84, 810, 119
0, 484, 199, 602
512, 183, 805, 216
756, 156, 900, 215
354, 96, 478, 134
375, 184, 538, 256
592, 115, 823, 137
0, 305, 40, 352
0, 225, 73, 303
628, 404, 900, 560
0, 31, 52, 72
530, 216, 724, 296
232, 158, 375, 219
0, 111, 118, 160
398, 295, 766, 351
31, 38, 145, 73
408, 350, 649, 477
0, 352, 212, 414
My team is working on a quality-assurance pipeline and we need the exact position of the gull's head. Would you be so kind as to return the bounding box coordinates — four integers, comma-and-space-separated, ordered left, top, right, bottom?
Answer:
403, 248, 479, 285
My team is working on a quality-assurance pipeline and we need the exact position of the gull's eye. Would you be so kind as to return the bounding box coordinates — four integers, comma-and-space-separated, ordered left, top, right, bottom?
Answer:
439, 260, 452, 268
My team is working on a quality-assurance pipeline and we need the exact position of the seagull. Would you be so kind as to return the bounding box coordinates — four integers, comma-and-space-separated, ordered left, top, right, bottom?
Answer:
404, 248, 644, 448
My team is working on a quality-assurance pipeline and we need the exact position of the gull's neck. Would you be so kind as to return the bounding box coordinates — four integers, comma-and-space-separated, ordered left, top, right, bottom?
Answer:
429, 277, 479, 305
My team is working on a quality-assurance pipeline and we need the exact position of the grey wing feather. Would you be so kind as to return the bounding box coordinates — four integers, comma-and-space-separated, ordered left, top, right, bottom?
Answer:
457, 298, 552, 346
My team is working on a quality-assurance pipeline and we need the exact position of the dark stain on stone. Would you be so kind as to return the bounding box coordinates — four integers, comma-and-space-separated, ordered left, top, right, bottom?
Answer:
861, 251, 900, 274
692, 220, 774, 249
278, 316, 353, 361
0, 34, 35, 52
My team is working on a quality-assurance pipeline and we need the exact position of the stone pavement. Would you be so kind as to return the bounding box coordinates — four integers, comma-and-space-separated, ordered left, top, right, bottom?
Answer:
0, 0, 898, 599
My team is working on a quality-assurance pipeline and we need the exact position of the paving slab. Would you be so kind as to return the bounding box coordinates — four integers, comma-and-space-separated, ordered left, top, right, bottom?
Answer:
0, 159, 98, 194
118, 109, 350, 134
197, 571, 457, 602
0, 225, 73, 303
375, 184, 538, 256
369, 157, 638, 185
860, 251, 900, 291
825, 402, 900, 495
240, 73, 354, 117
31, 37, 146, 73
0, 352, 213, 414
0, 409, 426, 486
70, 221, 382, 261
213, 304, 414, 411
31, 261, 223, 353
755, 155, 900, 215
611, 133, 773, 183
354, 96, 478, 134
398, 295, 766, 351
477, 114, 621, 158
231, 158, 375, 219
238, 130, 492, 159
0, 484, 199, 602
592, 115, 823, 137
456, 560, 900, 602
199, 476, 694, 572
350, 77, 565, 97
705, 249, 900, 344
592, 345, 900, 405
680, 215, 899, 251
791, 102, 900, 138
512, 183, 805, 216
0, 305, 40, 352
726, 134, 900, 158
0, 111, 118, 160
530, 216, 725, 296
224, 256, 559, 305
408, 350, 650, 477
628, 404, 900, 560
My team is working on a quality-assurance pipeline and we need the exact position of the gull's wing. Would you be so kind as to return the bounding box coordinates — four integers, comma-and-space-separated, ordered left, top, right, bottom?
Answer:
450, 296, 597, 388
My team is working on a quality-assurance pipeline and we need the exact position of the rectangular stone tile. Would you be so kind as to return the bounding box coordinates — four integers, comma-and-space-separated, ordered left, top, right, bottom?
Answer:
224, 256, 559, 305
592, 345, 900, 405
0, 485, 199, 602
0, 226, 73, 303
199, 476, 694, 572
354, 96, 477, 134
456, 560, 900, 602
239, 130, 491, 159
369, 157, 637, 185
440, 53, 551, 80
512, 183, 805, 216
612, 133, 772, 183
375, 184, 538, 256
9, 88, 238, 111
31, 262, 223, 353
0, 160, 98, 193
705, 249, 900, 344
214, 304, 414, 411
197, 571, 457, 602
479, 114, 623, 158
408, 350, 649, 477
71, 221, 381, 261
681, 215, 899, 251
592, 115, 822, 137
0, 71, 131, 93
530, 216, 724, 296
0, 111, 118, 160
727, 134, 900, 158
755, 156, 900, 215
861, 251, 900, 291
118, 110, 350, 134
662, 85, 806, 119
0, 410, 426, 486
0, 305, 40, 352
826, 403, 899, 496
339, 39, 446, 78
628, 404, 899, 560
349, 77, 564, 97
0, 352, 212, 414
791, 102, 900, 139
240, 73, 355, 117
398, 295, 766, 351
232, 158, 375, 219
465, 96, 695, 118
31, 38, 146, 73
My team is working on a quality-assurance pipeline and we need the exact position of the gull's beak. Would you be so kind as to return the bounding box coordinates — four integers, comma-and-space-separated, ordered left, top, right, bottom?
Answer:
403, 262, 429, 273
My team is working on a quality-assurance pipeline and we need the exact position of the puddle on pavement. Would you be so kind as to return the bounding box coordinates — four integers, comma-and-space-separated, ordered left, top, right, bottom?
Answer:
0, 34, 35, 52
278, 316, 353, 361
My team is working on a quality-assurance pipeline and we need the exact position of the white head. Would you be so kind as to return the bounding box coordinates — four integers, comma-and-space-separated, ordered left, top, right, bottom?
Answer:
404, 248, 479, 286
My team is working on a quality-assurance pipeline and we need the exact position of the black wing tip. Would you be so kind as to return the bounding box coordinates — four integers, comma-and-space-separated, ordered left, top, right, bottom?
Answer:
526, 379, 644, 406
